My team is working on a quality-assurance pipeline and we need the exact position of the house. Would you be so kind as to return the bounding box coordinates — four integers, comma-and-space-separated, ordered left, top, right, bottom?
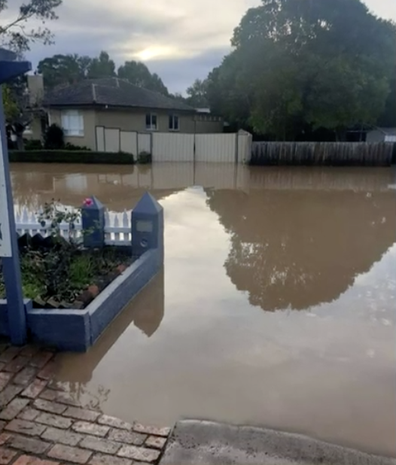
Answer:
33, 77, 223, 151
366, 128, 396, 143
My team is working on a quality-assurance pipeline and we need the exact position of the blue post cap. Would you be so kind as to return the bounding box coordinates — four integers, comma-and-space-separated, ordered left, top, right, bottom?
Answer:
133, 192, 163, 214
0, 47, 32, 83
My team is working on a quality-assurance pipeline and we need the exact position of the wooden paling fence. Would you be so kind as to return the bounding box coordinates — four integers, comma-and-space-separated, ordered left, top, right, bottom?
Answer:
250, 142, 394, 166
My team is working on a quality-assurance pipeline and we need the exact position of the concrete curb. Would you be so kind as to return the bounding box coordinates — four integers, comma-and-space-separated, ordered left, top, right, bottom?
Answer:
160, 420, 396, 465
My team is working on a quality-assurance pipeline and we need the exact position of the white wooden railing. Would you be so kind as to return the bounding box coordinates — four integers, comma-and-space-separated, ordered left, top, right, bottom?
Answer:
14, 208, 132, 246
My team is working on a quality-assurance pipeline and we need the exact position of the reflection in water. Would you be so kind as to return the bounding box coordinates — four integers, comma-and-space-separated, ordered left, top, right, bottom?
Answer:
10, 163, 396, 457
55, 270, 164, 385
207, 188, 395, 311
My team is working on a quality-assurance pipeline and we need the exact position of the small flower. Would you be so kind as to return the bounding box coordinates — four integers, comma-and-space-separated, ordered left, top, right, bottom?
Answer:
83, 198, 93, 207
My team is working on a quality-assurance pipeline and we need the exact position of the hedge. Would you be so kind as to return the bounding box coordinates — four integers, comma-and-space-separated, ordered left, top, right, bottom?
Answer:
9, 150, 135, 165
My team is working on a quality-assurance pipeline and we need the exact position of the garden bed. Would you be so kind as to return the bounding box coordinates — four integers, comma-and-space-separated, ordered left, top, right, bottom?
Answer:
0, 239, 134, 310
0, 192, 163, 350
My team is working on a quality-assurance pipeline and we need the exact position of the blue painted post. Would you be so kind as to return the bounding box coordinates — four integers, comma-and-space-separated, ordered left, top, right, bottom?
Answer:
131, 192, 164, 258
0, 49, 31, 345
81, 196, 105, 248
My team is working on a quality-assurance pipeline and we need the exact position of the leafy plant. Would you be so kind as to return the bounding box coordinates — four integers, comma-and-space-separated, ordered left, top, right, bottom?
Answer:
64, 142, 91, 151
0, 199, 133, 305
25, 139, 43, 150
137, 151, 152, 164
44, 124, 64, 149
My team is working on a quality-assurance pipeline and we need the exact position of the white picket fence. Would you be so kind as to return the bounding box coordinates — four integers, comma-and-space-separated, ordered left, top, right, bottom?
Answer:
15, 208, 132, 246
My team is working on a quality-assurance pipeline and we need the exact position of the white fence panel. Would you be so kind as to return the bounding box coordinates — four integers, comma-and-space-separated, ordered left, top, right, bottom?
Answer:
104, 128, 120, 153
195, 134, 237, 163
152, 133, 194, 162
120, 131, 137, 155
237, 132, 252, 164
138, 133, 152, 154
96, 127, 105, 151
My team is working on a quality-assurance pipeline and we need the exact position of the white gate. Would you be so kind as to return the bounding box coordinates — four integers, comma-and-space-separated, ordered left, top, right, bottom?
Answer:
195, 134, 237, 163
152, 133, 194, 162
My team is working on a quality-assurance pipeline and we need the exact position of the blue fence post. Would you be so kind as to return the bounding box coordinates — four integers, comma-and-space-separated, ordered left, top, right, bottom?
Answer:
0, 49, 31, 345
131, 192, 164, 259
81, 196, 105, 248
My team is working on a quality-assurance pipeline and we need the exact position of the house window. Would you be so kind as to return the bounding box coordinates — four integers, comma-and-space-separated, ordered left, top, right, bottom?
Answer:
169, 115, 179, 131
146, 114, 157, 130
61, 110, 84, 136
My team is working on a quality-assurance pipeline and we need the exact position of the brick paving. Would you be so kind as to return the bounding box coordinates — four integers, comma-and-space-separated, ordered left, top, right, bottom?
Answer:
0, 344, 170, 465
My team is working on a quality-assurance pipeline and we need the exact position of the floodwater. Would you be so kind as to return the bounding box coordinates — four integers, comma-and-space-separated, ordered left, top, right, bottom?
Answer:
10, 163, 396, 457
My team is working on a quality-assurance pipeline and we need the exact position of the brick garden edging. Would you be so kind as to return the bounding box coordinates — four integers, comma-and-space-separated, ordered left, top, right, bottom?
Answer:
0, 343, 170, 465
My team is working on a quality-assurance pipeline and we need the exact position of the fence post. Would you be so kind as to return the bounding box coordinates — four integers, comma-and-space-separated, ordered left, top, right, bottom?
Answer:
131, 192, 164, 259
81, 196, 105, 248
0, 49, 31, 345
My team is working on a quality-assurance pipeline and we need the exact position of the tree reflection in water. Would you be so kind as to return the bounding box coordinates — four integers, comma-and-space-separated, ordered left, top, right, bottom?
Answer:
207, 188, 396, 311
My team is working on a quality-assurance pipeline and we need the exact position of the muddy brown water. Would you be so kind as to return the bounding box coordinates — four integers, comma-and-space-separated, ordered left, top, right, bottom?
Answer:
10, 163, 396, 457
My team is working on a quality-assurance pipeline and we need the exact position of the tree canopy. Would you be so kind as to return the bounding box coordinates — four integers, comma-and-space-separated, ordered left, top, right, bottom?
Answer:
1, 0, 61, 150
185, 79, 209, 108
0, 0, 62, 53
200, 0, 396, 139
37, 51, 170, 95
118, 61, 168, 95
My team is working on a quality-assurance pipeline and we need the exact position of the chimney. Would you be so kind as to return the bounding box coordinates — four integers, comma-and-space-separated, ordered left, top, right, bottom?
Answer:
27, 74, 44, 106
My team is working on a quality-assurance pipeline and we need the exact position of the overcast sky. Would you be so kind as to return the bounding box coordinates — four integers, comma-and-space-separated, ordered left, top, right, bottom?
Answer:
4, 0, 396, 93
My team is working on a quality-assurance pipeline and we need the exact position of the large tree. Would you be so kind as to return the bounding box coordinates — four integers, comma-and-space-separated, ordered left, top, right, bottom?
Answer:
4, 77, 43, 150
0, 0, 62, 53
205, 0, 396, 139
117, 61, 168, 95
87, 51, 116, 79
1, 0, 62, 149
185, 79, 208, 107
37, 54, 92, 89
37, 52, 170, 95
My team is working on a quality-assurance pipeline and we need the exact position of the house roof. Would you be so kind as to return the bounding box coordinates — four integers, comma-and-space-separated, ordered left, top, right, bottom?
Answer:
43, 77, 195, 112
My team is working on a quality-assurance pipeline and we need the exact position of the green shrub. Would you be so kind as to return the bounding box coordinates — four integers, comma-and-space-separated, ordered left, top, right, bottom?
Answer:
44, 124, 65, 149
65, 142, 91, 151
137, 151, 152, 164
24, 139, 43, 150
9, 150, 135, 164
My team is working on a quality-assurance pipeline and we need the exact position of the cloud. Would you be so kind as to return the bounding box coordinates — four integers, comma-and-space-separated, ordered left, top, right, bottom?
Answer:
4, 0, 396, 93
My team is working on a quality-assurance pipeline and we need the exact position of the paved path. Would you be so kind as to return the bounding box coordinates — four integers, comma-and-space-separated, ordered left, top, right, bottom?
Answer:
161, 420, 396, 465
0, 343, 170, 465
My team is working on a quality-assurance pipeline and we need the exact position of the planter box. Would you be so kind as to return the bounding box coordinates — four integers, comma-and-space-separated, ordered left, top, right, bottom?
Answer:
1, 191, 164, 349
0, 248, 161, 351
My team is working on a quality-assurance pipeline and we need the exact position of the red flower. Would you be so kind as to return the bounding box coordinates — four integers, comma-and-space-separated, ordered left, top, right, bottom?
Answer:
83, 198, 93, 207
